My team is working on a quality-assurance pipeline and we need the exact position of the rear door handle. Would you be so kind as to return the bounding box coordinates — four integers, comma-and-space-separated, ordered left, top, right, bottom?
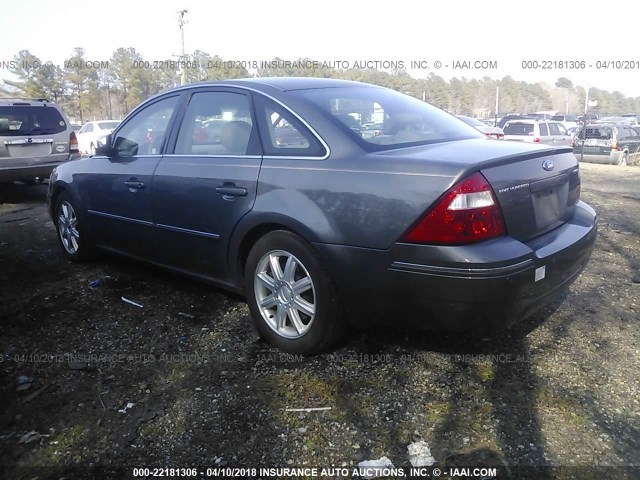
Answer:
216, 185, 247, 197
124, 180, 145, 190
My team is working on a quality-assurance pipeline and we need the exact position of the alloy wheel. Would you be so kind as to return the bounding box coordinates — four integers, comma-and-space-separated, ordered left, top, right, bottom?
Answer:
58, 201, 80, 255
254, 250, 316, 339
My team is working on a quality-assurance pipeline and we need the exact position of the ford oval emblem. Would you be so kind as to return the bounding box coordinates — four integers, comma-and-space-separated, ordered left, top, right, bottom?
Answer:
542, 159, 554, 171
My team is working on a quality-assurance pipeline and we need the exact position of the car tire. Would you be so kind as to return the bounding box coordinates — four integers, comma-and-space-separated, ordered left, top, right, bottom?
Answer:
54, 191, 96, 262
616, 152, 628, 167
244, 230, 345, 354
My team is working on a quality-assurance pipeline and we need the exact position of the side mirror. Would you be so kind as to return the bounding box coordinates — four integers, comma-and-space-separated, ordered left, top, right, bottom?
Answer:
95, 134, 113, 156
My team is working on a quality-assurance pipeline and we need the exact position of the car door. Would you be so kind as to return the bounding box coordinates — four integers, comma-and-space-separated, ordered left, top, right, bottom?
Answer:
538, 122, 553, 144
629, 127, 640, 164
83, 95, 181, 259
152, 88, 262, 282
77, 123, 92, 153
549, 122, 570, 146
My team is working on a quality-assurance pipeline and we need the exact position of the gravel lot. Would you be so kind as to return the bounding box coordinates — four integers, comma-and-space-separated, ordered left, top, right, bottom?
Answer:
0, 163, 638, 479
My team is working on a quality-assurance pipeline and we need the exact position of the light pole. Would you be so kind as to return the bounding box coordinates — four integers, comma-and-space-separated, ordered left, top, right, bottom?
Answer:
178, 9, 188, 86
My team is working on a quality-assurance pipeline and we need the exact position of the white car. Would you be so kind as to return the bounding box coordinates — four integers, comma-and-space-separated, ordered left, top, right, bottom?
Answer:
76, 120, 120, 155
456, 115, 504, 139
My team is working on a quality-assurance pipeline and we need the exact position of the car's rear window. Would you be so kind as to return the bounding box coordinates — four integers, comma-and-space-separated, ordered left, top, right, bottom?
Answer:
293, 87, 482, 151
504, 122, 534, 135
579, 126, 613, 139
0, 106, 66, 136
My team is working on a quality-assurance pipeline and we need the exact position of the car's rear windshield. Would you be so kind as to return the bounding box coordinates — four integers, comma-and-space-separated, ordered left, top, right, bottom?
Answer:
578, 126, 613, 139
98, 121, 120, 130
504, 122, 534, 135
293, 87, 483, 150
0, 105, 66, 136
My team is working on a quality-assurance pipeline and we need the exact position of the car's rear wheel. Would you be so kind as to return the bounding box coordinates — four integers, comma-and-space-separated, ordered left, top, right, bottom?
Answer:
616, 152, 628, 167
54, 192, 95, 261
245, 230, 344, 354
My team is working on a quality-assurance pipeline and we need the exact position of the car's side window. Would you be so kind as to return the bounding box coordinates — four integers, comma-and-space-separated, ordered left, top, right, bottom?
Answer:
548, 123, 561, 136
539, 123, 549, 136
254, 94, 326, 157
617, 128, 626, 140
175, 92, 254, 156
84, 123, 93, 133
113, 96, 179, 157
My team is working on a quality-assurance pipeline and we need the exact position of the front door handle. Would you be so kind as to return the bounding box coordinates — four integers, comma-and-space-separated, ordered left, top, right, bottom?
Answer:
124, 180, 145, 190
216, 185, 247, 197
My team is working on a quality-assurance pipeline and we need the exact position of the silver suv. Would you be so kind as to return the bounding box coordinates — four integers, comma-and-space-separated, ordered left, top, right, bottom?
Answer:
503, 119, 572, 146
0, 98, 80, 183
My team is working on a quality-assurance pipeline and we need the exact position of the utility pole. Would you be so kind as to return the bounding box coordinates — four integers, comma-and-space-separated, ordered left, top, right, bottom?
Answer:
178, 9, 188, 86
584, 85, 589, 115
494, 85, 499, 127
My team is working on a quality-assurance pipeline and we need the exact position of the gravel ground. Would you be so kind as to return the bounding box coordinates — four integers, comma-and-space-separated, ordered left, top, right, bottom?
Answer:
0, 163, 639, 479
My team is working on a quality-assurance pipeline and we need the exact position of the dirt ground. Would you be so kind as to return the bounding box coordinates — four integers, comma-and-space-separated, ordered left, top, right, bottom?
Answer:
0, 163, 639, 479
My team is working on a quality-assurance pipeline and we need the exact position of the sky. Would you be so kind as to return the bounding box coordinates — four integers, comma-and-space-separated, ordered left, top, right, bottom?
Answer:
2, 0, 640, 97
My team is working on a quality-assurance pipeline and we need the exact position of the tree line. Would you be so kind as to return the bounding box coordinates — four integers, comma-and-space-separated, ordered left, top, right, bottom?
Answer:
3, 48, 639, 123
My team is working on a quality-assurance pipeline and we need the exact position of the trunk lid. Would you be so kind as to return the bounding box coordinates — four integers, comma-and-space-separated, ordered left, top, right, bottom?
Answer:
371, 138, 580, 246
481, 152, 580, 241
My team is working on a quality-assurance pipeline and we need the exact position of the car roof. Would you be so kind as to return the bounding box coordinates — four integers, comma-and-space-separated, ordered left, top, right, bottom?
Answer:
505, 119, 544, 124
169, 77, 382, 93
0, 98, 56, 106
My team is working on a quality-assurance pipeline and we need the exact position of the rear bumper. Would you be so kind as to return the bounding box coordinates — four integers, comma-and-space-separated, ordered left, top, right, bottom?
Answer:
573, 151, 622, 164
0, 156, 80, 182
314, 201, 597, 332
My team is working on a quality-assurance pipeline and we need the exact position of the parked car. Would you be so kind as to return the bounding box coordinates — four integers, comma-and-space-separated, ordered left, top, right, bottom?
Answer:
503, 119, 572, 146
361, 123, 384, 139
70, 123, 83, 132
573, 123, 640, 166
456, 115, 504, 139
621, 113, 640, 125
567, 126, 581, 140
596, 116, 638, 126
47, 78, 597, 354
0, 97, 80, 183
578, 113, 599, 125
76, 120, 121, 155
480, 118, 499, 127
497, 114, 542, 129
550, 114, 579, 130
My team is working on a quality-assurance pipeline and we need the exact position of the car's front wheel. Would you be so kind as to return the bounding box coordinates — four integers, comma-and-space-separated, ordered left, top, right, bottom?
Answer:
245, 230, 344, 354
54, 192, 95, 261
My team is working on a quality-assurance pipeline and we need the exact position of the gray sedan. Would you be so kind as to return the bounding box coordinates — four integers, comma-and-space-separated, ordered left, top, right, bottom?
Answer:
47, 78, 597, 354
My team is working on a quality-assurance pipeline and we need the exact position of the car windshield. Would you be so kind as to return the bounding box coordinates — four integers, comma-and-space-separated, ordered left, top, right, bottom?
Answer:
0, 106, 66, 136
504, 122, 534, 135
294, 86, 482, 150
98, 121, 120, 130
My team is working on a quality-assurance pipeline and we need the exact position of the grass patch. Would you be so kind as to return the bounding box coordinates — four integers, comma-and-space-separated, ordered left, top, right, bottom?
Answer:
42, 424, 87, 465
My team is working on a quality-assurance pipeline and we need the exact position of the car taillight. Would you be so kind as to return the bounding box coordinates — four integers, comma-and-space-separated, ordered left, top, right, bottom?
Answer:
69, 131, 79, 153
402, 172, 506, 245
533, 137, 541, 143
611, 142, 618, 150
496, 133, 504, 140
